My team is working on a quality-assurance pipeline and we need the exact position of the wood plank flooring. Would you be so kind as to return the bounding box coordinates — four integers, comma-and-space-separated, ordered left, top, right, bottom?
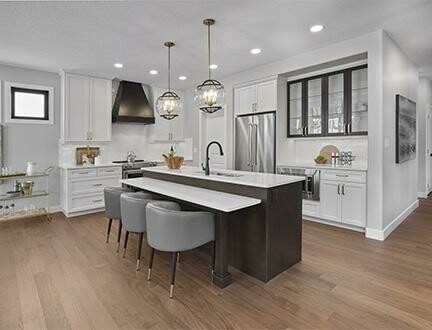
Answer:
1, 197, 432, 329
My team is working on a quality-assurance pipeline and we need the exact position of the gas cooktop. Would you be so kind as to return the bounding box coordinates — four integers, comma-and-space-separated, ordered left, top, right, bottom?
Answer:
113, 160, 158, 170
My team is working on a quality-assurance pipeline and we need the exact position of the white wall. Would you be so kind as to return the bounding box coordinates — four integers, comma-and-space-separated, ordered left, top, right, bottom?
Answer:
382, 33, 419, 230
418, 77, 432, 196
0, 64, 60, 207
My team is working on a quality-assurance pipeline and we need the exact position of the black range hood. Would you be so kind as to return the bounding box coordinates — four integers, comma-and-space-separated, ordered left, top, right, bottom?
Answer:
112, 80, 155, 124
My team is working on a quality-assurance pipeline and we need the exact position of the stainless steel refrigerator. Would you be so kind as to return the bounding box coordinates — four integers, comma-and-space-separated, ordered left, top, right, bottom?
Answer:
235, 111, 276, 173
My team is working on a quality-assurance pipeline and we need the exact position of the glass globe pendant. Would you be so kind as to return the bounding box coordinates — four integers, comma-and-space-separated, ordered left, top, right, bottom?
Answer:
194, 18, 225, 114
156, 41, 182, 120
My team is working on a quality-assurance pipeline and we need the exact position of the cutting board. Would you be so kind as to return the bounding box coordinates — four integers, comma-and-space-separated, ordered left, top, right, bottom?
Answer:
319, 145, 339, 163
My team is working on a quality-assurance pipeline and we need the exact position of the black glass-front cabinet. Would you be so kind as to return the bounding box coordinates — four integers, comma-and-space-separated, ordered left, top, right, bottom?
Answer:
287, 65, 367, 137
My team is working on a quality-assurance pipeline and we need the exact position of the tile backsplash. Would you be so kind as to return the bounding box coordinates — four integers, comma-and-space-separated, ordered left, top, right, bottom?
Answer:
293, 137, 367, 163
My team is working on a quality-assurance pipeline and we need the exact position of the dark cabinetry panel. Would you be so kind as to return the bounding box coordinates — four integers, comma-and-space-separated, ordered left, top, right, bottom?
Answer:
287, 65, 367, 138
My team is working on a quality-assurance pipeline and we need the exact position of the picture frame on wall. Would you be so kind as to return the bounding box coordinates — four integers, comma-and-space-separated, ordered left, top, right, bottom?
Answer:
395, 94, 416, 164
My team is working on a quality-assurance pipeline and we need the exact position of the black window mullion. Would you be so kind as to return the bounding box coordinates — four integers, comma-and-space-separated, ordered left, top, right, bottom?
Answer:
322, 76, 329, 136
345, 70, 352, 134
302, 79, 308, 136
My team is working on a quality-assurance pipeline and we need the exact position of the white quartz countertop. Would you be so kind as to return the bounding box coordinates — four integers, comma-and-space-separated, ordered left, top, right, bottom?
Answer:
141, 166, 305, 188
60, 163, 122, 169
120, 177, 261, 212
277, 162, 368, 172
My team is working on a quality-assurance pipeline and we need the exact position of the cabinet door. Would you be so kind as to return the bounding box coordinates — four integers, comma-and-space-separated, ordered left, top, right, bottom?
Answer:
288, 81, 304, 137
90, 78, 112, 141
341, 182, 366, 227
306, 78, 322, 135
235, 85, 257, 115
349, 66, 368, 134
65, 74, 90, 141
320, 180, 341, 222
256, 80, 276, 112
327, 73, 346, 135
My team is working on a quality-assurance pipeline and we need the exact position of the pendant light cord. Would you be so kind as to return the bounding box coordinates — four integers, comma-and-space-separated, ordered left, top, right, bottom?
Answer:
208, 23, 211, 79
168, 45, 171, 92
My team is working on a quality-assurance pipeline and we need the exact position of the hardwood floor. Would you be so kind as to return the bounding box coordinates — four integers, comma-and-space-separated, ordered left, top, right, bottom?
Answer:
1, 197, 432, 329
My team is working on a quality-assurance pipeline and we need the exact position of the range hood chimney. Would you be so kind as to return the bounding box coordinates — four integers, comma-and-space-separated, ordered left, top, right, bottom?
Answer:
112, 80, 155, 124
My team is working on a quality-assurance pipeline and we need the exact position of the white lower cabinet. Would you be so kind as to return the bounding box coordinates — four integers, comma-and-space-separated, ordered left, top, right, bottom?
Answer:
318, 170, 366, 228
61, 165, 122, 217
320, 180, 342, 222
304, 170, 366, 229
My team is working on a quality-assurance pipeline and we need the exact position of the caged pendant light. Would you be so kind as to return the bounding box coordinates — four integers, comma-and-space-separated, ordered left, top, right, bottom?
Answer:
156, 42, 182, 120
194, 18, 225, 114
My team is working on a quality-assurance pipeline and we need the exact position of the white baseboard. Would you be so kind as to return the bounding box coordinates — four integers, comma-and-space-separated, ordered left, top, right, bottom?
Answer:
418, 191, 428, 198
303, 216, 365, 233
49, 205, 62, 213
365, 199, 419, 241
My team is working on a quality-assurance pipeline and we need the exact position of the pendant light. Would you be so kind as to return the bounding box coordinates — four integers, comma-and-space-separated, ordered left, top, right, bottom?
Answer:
156, 42, 182, 120
194, 18, 225, 113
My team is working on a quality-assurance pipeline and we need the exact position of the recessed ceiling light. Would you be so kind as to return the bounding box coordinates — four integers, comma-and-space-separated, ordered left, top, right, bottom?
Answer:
310, 24, 324, 33
114, 63, 123, 68
250, 48, 262, 55
149, 70, 158, 75
179, 76, 187, 80
209, 64, 218, 70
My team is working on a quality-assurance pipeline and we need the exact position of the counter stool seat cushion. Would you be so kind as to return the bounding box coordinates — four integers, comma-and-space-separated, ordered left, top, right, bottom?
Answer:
120, 192, 155, 233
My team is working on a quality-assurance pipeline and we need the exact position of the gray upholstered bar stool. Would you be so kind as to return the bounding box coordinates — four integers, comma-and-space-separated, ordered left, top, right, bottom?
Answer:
120, 192, 155, 270
104, 186, 135, 251
146, 201, 215, 298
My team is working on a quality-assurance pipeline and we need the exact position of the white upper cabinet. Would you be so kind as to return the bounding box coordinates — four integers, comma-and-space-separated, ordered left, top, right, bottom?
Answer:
152, 86, 184, 142
62, 73, 112, 142
90, 78, 112, 141
235, 85, 257, 115
234, 78, 277, 116
256, 80, 277, 112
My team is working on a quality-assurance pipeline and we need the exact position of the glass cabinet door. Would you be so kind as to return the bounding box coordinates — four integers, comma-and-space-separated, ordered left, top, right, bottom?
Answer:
350, 67, 368, 133
307, 78, 322, 135
327, 73, 345, 134
288, 82, 303, 136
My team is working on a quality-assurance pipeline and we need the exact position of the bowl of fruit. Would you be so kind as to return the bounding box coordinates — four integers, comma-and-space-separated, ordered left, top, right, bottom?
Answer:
314, 155, 328, 165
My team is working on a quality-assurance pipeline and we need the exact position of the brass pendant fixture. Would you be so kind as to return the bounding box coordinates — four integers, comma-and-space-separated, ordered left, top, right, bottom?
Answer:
156, 41, 182, 120
194, 18, 225, 114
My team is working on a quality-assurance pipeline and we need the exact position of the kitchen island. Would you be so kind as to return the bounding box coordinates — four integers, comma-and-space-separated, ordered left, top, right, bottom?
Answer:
121, 166, 304, 288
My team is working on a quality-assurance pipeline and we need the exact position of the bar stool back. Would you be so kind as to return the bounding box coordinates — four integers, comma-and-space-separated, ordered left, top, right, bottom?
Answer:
104, 186, 134, 251
146, 200, 215, 298
120, 192, 155, 270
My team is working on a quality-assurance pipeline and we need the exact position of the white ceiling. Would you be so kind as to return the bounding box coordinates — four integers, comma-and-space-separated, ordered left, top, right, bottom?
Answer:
0, 1, 431, 88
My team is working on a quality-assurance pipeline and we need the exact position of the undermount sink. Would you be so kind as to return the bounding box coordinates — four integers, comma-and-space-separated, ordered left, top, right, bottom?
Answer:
194, 170, 243, 178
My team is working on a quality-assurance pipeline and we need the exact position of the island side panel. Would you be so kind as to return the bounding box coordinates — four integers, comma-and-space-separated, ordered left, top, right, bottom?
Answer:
267, 181, 303, 279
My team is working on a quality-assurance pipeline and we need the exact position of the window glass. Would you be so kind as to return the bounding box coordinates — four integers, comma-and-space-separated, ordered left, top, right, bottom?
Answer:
12, 88, 48, 120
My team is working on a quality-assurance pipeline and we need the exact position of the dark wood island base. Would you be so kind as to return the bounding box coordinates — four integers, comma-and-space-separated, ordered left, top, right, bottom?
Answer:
141, 171, 303, 285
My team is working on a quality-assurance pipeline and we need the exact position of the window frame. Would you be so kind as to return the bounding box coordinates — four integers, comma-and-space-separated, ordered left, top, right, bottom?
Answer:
4, 81, 54, 125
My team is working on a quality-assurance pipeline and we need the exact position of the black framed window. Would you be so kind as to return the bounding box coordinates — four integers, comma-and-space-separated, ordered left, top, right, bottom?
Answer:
11, 87, 49, 121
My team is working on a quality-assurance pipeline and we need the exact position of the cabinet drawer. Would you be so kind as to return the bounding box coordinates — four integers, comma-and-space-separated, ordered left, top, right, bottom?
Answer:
69, 168, 97, 178
321, 170, 366, 183
70, 193, 104, 212
98, 167, 121, 177
303, 200, 320, 217
70, 177, 120, 194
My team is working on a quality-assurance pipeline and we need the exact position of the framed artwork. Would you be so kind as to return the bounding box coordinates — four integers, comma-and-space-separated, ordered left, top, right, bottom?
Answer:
396, 94, 416, 163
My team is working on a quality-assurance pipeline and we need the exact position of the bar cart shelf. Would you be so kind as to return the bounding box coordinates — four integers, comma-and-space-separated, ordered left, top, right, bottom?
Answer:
0, 168, 53, 222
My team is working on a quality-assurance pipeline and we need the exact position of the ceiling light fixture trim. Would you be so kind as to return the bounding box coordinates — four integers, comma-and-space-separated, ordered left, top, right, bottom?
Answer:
195, 18, 225, 114
155, 41, 182, 120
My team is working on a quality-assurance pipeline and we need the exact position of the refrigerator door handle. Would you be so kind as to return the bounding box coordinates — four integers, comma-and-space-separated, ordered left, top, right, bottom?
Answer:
254, 123, 258, 166
247, 123, 253, 166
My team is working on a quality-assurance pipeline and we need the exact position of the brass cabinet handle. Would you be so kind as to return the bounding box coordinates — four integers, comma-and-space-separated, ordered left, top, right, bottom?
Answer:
104, 170, 116, 173
348, 123, 352, 134
93, 183, 103, 187
79, 171, 89, 175
305, 126, 308, 136
336, 174, 349, 177
337, 184, 340, 195
342, 184, 345, 195
92, 199, 103, 203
